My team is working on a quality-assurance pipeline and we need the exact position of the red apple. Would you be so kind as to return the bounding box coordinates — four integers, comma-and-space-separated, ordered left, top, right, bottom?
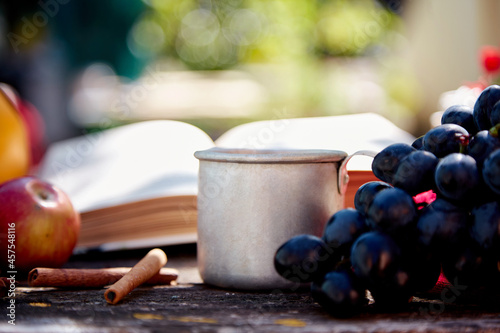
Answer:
0, 176, 80, 273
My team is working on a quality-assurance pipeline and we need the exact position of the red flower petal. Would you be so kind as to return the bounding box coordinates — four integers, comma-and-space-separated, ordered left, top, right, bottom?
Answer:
480, 46, 500, 74
413, 189, 436, 209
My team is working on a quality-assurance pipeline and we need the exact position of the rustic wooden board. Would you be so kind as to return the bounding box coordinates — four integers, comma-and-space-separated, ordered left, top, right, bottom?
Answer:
1, 244, 500, 333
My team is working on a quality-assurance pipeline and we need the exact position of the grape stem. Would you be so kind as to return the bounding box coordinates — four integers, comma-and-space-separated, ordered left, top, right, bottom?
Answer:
456, 134, 469, 154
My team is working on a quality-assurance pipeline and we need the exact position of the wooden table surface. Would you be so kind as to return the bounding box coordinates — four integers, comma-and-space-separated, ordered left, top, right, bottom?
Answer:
2, 244, 500, 333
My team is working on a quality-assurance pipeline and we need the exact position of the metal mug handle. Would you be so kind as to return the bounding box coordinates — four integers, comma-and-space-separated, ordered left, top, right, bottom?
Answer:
337, 150, 378, 195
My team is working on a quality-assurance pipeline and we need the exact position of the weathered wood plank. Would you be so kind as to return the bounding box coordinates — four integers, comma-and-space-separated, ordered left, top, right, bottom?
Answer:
1, 244, 500, 333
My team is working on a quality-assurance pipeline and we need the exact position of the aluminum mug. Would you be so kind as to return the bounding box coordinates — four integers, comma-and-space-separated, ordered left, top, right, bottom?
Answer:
194, 148, 375, 290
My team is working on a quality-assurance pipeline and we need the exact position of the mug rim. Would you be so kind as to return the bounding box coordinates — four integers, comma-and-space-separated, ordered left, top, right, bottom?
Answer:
194, 147, 347, 164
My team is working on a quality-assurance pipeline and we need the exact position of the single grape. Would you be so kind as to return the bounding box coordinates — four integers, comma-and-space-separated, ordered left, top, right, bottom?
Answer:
441, 240, 500, 291
366, 187, 418, 235
490, 100, 500, 127
411, 136, 424, 150
367, 268, 414, 309
350, 231, 414, 309
473, 84, 500, 131
392, 150, 439, 195
393, 228, 442, 293
434, 153, 480, 202
405, 251, 442, 293
366, 239, 439, 308
422, 124, 469, 158
467, 130, 500, 167
351, 231, 401, 284
416, 198, 469, 255
441, 104, 478, 135
310, 269, 367, 317
470, 201, 500, 252
470, 181, 500, 208
274, 234, 335, 283
322, 208, 368, 261
371, 143, 415, 184
482, 149, 500, 194
354, 181, 393, 216
467, 130, 500, 204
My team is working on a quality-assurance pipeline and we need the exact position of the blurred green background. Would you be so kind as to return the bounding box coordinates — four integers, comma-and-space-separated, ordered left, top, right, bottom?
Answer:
0, 0, 497, 142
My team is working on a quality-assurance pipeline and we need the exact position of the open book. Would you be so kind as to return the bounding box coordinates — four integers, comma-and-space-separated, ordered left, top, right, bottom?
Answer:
36, 113, 415, 252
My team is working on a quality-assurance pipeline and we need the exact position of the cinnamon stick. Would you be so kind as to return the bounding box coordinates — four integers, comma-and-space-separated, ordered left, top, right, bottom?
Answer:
28, 267, 178, 288
104, 248, 167, 304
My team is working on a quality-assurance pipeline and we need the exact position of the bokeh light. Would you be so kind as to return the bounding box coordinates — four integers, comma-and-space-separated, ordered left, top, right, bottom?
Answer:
128, 16, 166, 57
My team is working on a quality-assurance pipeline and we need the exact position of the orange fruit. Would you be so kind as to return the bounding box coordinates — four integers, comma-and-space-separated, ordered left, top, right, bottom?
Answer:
0, 88, 30, 183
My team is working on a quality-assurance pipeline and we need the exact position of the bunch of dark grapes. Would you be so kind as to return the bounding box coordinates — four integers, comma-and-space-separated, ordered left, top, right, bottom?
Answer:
274, 85, 500, 317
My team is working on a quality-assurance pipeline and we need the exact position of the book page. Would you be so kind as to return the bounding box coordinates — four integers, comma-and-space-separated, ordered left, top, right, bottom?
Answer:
214, 113, 415, 170
36, 120, 215, 212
